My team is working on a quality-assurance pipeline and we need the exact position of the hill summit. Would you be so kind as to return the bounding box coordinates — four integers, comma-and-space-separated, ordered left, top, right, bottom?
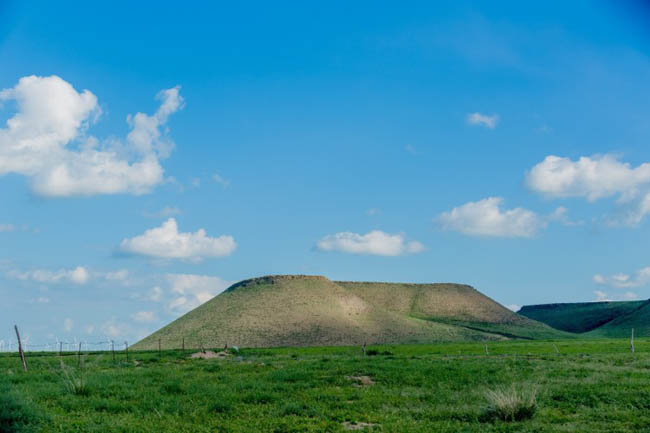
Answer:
135, 275, 564, 349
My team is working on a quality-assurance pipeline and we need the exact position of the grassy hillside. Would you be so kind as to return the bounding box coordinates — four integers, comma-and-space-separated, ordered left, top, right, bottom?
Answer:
588, 300, 650, 338
339, 281, 567, 340
135, 275, 566, 350
519, 301, 645, 333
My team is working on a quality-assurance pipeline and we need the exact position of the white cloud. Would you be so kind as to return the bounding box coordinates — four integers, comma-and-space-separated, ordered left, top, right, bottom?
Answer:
119, 218, 236, 261
165, 273, 232, 314
63, 318, 73, 332
526, 154, 650, 225
467, 112, 499, 129
527, 154, 650, 201
104, 269, 129, 282
131, 311, 156, 323
101, 321, 125, 338
213, 172, 231, 188
594, 267, 650, 288
505, 304, 521, 312
148, 286, 163, 302
316, 230, 425, 256
437, 197, 544, 238
547, 206, 583, 227
0, 224, 14, 232
366, 208, 380, 216
10, 266, 90, 285
594, 290, 610, 301
0, 75, 183, 197
593, 290, 639, 302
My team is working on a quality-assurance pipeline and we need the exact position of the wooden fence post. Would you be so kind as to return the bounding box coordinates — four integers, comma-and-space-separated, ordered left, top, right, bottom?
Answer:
78, 342, 82, 366
59, 341, 63, 357
125, 341, 129, 362
14, 325, 27, 372
111, 340, 115, 362
631, 328, 635, 354
182, 337, 185, 352
484, 343, 489, 356
158, 338, 161, 356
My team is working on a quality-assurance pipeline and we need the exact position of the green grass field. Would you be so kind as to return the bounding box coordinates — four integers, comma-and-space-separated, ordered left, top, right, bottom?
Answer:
2, 339, 650, 432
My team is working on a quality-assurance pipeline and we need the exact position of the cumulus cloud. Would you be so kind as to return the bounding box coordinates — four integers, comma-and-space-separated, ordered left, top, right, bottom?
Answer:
0, 223, 14, 232
63, 318, 73, 332
527, 154, 650, 201
505, 304, 521, 312
594, 267, 650, 289
0, 75, 183, 197
437, 197, 544, 238
467, 112, 499, 129
164, 273, 232, 314
131, 311, 156, 323
527, 154, 650, 225
119, 218, 237, 261
315, 230, 425, 256
9, 266, 90, 285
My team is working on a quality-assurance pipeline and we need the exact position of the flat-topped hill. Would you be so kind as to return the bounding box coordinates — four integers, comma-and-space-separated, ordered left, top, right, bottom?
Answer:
134, 275, 567, 350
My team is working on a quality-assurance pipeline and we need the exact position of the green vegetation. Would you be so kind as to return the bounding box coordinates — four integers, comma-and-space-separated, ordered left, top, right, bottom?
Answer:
135, 275, 565, 350
482, 385, 537, 422
588, 301, 650, 338
2, 339, 650, 431
519, 300, 646, 333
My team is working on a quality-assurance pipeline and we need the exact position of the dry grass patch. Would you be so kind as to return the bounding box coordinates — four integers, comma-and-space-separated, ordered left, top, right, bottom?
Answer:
481, 385, 537, 422
346, 375, 375, 387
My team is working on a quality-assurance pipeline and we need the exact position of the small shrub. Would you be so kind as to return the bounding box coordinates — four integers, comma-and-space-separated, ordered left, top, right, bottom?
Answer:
366, 349, 379, 356
481, 385, 537, 422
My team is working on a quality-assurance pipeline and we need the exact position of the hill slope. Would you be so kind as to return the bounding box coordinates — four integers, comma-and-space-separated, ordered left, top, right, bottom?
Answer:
135, 275, 566, 350
519, 301, 646, 333
339, 281, 565, 340
587, 300, 650, 338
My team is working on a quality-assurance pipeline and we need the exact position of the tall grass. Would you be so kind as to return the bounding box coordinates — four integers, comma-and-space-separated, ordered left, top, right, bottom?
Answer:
482, 385, 537, 422
57, 358, 89, 396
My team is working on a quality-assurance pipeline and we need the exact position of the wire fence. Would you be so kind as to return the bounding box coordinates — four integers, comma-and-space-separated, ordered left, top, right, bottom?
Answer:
0, 339, 127, 353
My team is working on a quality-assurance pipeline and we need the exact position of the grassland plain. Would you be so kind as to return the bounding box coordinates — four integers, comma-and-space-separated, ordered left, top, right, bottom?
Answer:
3, 339, 650, 432
134, 276, 566, 350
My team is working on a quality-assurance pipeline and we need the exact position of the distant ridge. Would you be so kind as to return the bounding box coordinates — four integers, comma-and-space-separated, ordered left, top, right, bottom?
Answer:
519, 300, 648, 335
134, 275, 566, 349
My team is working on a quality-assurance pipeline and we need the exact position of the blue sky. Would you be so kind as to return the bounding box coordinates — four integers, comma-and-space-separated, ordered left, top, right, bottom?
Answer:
2, 0, 650, 346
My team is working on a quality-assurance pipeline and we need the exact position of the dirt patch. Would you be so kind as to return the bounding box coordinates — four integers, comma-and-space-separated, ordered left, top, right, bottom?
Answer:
345, 375, 375, 387
343, 421, 379, 430
190, 350, 230, 359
